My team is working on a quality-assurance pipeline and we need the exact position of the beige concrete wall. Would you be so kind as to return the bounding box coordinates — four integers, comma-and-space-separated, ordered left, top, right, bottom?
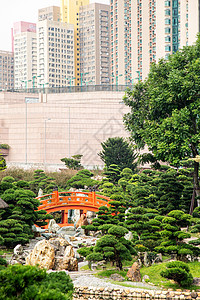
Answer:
0, 91, 130, 170
156, 1, 165, 63
188, 0, 199, 45
142, 1, 150, 80
179, 0, 187, 48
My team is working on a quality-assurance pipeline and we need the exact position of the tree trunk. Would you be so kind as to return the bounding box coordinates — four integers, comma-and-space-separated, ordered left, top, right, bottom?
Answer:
194, 161, 200, 207
115, 256, 122, 270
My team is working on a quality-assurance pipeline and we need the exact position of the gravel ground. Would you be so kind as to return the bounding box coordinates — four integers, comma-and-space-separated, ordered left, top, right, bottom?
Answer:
72, 275, 157, 290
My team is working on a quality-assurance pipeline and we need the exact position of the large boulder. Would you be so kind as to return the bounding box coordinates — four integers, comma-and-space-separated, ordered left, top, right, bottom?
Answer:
26, 239, 55, 270
10, 244, 29, 265
57, 226, 76, 236
25, 237, 78, 271
50, 238, 78, 271
48, 219, 60, 233
126, 262, 141, 282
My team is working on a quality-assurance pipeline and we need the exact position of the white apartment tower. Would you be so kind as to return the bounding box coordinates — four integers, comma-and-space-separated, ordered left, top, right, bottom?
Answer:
37, 9, 74, 88
79, 3, 110, 85
111, 0, 200, 84
13, 22, 37, 89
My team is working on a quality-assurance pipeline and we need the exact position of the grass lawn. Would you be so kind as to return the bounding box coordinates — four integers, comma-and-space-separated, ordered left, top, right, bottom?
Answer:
0, 249, 13, 256
140, 261, 200, 290
80, 265, 90, 271
96, 261, 200, 291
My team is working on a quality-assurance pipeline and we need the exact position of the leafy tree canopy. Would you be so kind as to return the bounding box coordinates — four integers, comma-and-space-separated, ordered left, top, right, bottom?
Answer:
124, 34, 200, 200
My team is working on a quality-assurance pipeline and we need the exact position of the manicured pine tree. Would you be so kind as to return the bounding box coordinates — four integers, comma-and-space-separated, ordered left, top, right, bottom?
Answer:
155, 210, 200, 260
86, 225, 135, 270
0, 188, 52, 247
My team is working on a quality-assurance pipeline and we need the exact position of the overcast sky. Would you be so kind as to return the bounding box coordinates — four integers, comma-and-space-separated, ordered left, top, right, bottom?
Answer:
0, 0, 109, 52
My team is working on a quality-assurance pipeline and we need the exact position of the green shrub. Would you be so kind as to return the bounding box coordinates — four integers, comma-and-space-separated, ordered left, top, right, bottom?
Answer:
188, 239, 200, 246
77, 246, 94, 258
160, 261, 193, 287
0, 257, 7, 267
0, 264, 73, 299
1, 176, 15, 183
191, 224, 200, 233
190, 227, 199, 233
0, 144, 10, 149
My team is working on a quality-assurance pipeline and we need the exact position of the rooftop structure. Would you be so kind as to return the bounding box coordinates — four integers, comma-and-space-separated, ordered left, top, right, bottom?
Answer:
38, 6, 61, 22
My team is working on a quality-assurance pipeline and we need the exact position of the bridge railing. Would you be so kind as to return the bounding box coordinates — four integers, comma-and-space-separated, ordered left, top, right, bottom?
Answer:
37, 191, 111, 211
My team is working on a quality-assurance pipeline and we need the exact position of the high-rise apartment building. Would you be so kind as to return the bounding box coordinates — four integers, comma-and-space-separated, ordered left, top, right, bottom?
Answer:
13, 22, 37, 89
60, 0, 89, 86
111, 0, 200, 84
0, 51, 14, 91
110, 0, 132, 85
79, 3, 110, 85
37, 19, 74, 88
38, 6, 61, 22
11, 21, 37, 53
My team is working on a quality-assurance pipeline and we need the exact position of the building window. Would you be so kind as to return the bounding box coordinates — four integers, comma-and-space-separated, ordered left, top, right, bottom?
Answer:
165, 19, 171, 25
165, 27, 171, 33
165, 45, 171, 51
165, 36, 171, 42
165, 9, 171, 16
165, 1, 171, 6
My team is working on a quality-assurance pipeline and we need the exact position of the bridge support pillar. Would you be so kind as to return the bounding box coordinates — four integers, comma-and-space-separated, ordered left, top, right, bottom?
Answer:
62, 209, 68, 225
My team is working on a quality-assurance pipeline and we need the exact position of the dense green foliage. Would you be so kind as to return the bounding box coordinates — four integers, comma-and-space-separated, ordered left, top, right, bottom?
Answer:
0, 264, 73, 299
99, 137, 137, 171
86, 225, 135, 270
0, 179, 52, 248
29, 169, 56, 194
0, 155, 6, 171
61, 155, 83, 170
161, 261, 193, 287
65, 169, 99, 190
155, 210, 200, 260
124, 34, 200, 202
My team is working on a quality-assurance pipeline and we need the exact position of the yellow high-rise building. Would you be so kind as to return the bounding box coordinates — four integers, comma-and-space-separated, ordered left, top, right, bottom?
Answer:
61, 0, 89, 86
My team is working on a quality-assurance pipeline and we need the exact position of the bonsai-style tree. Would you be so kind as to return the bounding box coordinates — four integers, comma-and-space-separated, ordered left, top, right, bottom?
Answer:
0, 188, 52, 247
103, 164, 121, 184
125, 206, 162, 253
66, 169, 99, 190
161, 261, 193, 287
29, 169, 56, 194
87, 225, 135, 270
155, 210, 200, 260
61, 154, 83, 170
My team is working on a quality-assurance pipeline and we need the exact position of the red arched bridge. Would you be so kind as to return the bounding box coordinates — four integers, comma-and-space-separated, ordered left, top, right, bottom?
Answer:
37, 189, 111, 227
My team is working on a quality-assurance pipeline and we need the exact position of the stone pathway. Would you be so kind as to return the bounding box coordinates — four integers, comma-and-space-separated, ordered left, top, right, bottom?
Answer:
71, 272, 158, 291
